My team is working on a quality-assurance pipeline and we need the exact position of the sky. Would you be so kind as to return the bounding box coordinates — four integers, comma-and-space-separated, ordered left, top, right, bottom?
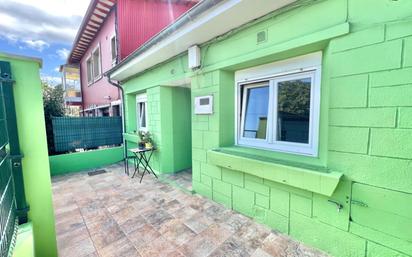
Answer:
0, 0, 89, 85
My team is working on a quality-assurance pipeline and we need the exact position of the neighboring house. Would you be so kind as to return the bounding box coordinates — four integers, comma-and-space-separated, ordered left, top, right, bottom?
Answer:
66, 0, 198, 117
107, 1, 412, 257
59, 64, 82, 116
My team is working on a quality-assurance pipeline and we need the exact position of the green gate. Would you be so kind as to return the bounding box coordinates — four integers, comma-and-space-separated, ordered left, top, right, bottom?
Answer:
0, 61, 29, 256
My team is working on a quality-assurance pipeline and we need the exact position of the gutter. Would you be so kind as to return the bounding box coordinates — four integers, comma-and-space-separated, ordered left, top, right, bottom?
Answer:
106, 74, 128, 169
106, 0, 224, 78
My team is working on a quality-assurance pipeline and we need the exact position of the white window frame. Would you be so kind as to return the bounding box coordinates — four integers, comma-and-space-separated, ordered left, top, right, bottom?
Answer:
86, 54, 94, 86
92, 43, 102, 81
235, 52, 322, 156
239, 81, 271, 144
136, 93, 148, 131
110, 35, 117, 67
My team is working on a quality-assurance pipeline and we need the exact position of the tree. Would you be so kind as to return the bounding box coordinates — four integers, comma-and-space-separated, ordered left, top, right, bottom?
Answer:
42, 81, 65, 154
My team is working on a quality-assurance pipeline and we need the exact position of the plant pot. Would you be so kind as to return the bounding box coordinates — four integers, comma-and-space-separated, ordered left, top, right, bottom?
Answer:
138, 142, 145, 149
145, 142, 153, 149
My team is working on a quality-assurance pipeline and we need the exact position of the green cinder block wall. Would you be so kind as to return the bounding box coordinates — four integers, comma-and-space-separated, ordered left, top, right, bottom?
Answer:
124, 86, 191, 174
120, 0, 412, 256
0, 53, 58, 257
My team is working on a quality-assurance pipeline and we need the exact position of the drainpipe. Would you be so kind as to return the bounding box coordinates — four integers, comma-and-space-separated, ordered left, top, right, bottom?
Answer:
107, 74, 128, 172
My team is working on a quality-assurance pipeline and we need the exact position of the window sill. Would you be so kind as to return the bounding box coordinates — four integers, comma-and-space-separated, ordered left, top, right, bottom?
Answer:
94, 75, 102, 83
207, 147, 342, 196
87, 76, 103, 87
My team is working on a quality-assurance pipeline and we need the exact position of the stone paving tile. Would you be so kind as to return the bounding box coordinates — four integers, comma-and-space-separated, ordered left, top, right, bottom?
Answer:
208, 237, 250, 257
56, 225, 90, 250
127, 223, 161, 249
158, 219, 196, 246
98, 237, 140, 257
52, 163, 330, 257
58, 236, 96, 257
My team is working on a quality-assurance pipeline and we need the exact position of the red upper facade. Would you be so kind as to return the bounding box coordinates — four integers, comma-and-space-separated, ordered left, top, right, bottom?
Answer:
68, 0, 198, 64
118, 0, 197, 60
67, 0, 197, 115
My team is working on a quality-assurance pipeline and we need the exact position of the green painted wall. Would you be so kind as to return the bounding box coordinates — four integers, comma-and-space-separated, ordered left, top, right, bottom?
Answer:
171, 87, 192, 171
120, 0, 412, 256
12, 223, 34, 257
0, 54, 58, 257
49, 147, 124, 176
124, 86, 191, 174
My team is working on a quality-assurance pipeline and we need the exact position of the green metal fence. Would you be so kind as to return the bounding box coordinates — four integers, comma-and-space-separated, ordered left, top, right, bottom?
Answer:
0, 61, 28, 256
52, 116, 123, 153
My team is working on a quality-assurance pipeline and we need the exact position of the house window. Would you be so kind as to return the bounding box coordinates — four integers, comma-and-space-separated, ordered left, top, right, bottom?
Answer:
110, 35, 117, 66
86, 56, 93, 85
136, 94, 148, 131
236, 54, 321, 156
92, 45, 101, 80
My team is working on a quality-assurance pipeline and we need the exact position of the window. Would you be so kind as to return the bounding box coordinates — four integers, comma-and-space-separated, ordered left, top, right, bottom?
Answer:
241, 82, 269, 140
236, 53, 321, 156
86, 44, 102, 85
110, 35, 117, 66
86, 56, 93, 85
92, 45, 101, 79
136, 94, 148, 131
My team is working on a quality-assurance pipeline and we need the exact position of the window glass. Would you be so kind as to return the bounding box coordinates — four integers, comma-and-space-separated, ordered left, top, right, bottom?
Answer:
136, 94, 147, 131
276, 78, 311, 143
86, 58, 93, 84
92, 47, 101, 78
242, 84, 269, 139
138, 102, 146, 128
111, 36, 116, 63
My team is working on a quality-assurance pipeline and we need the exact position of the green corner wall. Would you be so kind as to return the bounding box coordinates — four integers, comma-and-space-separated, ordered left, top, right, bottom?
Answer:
119, 0, 412, 256
0, 54, 58, 257
124, 86, 192, 174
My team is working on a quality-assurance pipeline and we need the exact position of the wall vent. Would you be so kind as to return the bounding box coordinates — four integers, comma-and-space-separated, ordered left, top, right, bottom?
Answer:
257, 30, 267, 44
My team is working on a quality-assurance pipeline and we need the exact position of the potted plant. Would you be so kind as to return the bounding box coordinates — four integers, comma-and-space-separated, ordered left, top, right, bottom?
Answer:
137, 131, 146, 149
137, 131, 154, 149
143, 132, 153, 149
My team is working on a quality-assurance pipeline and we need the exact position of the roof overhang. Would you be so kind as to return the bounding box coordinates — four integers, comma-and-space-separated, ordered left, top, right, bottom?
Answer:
109, 0, 297, 81
68, 0, 116, 64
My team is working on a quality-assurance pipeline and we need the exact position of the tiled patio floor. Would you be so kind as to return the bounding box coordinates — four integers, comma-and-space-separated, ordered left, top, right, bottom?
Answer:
52, 163, 329, 257
159, 168, 193, 192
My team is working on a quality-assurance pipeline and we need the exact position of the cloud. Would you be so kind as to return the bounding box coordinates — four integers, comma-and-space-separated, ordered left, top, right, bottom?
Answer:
22, 39, 50, 52
56, 48, 70, 60
0, 0, 86, 45
41, 75, 62, 86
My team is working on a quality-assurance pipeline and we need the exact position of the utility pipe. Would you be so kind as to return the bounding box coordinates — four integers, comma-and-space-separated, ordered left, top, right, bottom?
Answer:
106, 74, 128, 173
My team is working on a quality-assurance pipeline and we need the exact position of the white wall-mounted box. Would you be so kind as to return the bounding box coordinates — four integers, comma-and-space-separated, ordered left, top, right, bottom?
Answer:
188, 45, 201, 69
194, 95, 213, 115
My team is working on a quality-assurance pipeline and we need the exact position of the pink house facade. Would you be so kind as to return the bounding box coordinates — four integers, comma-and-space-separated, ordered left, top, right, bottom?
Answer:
67, 0, 198, 117
79, 10, 120, 117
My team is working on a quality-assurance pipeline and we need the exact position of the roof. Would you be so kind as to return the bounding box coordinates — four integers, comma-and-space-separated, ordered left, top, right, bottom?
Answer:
108, 0, 297, 81
68, 0, 116, 64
